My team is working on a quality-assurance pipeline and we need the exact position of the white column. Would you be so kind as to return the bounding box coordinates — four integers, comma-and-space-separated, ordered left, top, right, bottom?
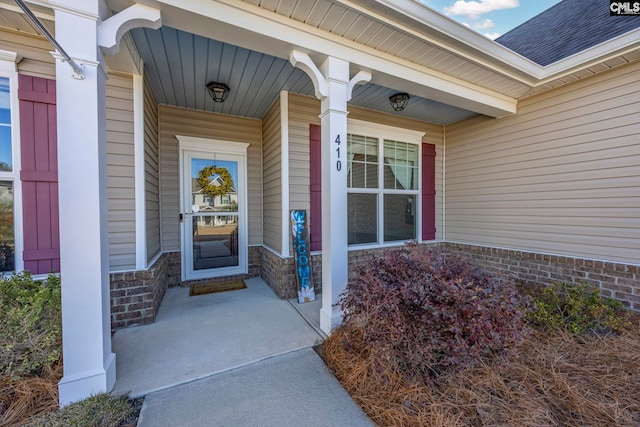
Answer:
318, 57, 350, 333
53, 0, 115, 406
290, 52, 370, 334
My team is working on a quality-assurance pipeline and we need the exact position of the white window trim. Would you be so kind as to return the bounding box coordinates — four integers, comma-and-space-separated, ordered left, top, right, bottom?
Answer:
346, 119, 425, 249
280, 91, 290, 258
0, 50, 22, 273
348, 119, 425, 145
133, 73, 147, 269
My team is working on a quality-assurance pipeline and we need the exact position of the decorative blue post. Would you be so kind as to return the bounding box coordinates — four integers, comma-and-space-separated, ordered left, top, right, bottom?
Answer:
291, 210, 316, 303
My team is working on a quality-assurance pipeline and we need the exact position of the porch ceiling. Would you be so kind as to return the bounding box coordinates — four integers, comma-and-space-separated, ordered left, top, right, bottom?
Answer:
131, 26, 478, 124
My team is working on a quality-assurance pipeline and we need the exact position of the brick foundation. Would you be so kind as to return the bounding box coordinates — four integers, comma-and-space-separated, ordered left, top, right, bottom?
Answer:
166, 251, 181, 287
110, 242, 639, 330
259, 248, 325, 299
445, 243, 640, 310
259, 245, 440, 299
260, 247, 297, 299
109, 252, 170, 330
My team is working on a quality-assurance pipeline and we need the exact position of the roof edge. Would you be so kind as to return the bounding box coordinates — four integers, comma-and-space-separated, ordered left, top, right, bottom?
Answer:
358, 0, 640, 87
536, 28, 640, 81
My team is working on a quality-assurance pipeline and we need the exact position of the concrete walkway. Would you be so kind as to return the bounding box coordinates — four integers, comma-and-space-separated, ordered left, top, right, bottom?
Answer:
137, 348, 373, 427
112, 278, 323, 397
112, 278, 372, 426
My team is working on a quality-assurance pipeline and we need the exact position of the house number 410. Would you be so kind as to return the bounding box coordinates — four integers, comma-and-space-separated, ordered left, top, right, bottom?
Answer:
335, 135, 342, 171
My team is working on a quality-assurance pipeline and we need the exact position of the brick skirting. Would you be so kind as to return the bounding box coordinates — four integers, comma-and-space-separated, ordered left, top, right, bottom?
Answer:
264, 242, 638, 311
445, 243, 640, 310
109, 252, 171, 330
110, 242, 639, 330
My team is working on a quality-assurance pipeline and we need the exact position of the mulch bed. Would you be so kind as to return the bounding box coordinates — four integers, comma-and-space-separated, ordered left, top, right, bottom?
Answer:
323, 320, 640, 426
0, 368, 60, 427
0, 364, 142, 427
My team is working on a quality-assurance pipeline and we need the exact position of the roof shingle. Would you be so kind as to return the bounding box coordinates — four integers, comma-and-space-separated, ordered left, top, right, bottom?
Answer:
495, 0, 640, 66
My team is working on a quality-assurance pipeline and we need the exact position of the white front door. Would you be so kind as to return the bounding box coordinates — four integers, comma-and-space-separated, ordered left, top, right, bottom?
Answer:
178, 136, 249, 281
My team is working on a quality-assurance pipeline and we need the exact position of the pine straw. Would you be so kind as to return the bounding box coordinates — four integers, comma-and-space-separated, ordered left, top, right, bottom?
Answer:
323, 325, 640, 427
0, 363, 62, 427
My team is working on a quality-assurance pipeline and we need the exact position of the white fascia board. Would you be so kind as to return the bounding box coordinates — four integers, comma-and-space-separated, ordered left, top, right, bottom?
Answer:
155, 0, 516, 117
349, 0, 640, 87
345, 0, 542, 84
536, 29, 640, 80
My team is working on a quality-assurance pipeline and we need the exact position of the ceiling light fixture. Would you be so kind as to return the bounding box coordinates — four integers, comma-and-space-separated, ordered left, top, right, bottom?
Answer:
389, 92, 410, 111
206, 81, 230, 103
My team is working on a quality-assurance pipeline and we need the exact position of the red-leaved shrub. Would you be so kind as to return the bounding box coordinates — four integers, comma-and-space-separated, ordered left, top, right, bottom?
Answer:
339, 244, 529, 380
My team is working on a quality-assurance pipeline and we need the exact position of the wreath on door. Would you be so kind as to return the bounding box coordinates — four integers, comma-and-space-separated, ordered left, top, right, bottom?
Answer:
197, 166, 233, 197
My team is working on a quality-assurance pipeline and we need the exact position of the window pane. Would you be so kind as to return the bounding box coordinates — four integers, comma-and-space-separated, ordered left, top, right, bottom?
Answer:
191, 159, 238, 212
0, 77, 11, 172
347, 135, 377, 188
192, 214, 238, 270
0, 181, 14, 272
384, 194, 416, 242
348, 193, 377, 245
350, 159, 366, 188
383, 140, 418, 190
365, 164, 377, 189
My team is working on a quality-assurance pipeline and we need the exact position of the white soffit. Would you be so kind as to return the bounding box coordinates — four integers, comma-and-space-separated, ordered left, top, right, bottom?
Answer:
240, 0, 534, 97
110, 0, 518, 117
240, 0, 640, 93
355, 0, 640, 84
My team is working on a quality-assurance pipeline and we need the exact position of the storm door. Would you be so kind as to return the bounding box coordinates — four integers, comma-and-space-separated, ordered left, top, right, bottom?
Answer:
179, 137, 248, 280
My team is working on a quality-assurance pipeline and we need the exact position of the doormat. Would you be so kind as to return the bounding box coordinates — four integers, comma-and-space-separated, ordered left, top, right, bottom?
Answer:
189, 279, 246, 296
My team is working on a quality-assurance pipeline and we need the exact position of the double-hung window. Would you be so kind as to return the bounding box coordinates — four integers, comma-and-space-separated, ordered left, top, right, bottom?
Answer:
346, 120, 425, 247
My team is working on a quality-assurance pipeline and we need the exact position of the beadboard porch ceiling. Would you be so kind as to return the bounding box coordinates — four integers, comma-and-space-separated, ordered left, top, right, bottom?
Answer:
130, 25, 479, 125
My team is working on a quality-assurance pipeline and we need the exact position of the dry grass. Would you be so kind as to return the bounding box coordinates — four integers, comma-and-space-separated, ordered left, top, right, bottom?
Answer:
324, 319, 640, 427
0, 364, 139, 427
0, 363, 61, 427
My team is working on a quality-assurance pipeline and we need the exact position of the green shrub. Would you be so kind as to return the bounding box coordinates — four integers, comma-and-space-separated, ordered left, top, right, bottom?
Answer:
339, 245, 530, 380
0, 272, 62, 379
26, 393, 138, 427
528, 281, 629, 334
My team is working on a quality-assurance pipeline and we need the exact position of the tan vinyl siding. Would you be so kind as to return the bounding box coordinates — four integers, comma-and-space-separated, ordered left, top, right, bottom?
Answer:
288, 94, 318, 211
144, 75, 161, 262
262, 98, 282, 253
445, 61, 640, 264
0, 28, 139, 269
106, 73, 136, 270
248, 118, 265, 247
158, 105, 262, 252
287, 92, 445, 241
0, 29, 55, 79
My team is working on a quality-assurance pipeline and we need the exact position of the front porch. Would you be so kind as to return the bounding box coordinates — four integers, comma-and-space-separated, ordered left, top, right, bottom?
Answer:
19, 0, 635, 408
111, 277, 324, 398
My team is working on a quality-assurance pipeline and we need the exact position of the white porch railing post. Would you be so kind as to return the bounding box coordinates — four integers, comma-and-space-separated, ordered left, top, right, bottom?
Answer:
53, 0, 115, 406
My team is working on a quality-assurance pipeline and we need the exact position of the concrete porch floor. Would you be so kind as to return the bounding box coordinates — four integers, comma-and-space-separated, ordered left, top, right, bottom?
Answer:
112, 277, 324, 398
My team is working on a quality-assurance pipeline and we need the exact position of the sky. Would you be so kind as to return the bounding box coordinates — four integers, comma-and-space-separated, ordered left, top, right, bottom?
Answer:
421, 0, 564, 39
